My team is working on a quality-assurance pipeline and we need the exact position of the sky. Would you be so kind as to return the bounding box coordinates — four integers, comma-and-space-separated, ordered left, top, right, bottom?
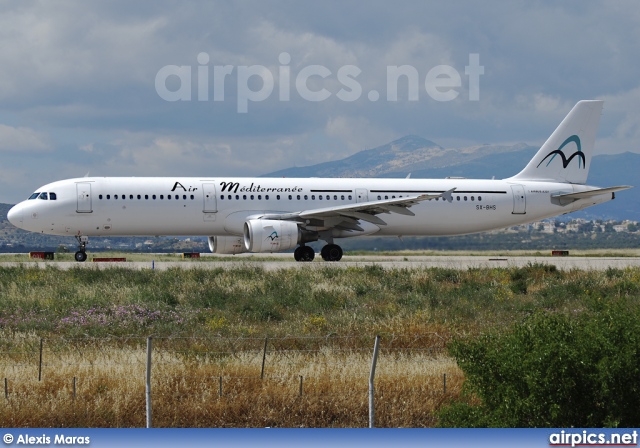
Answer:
1, 0, 639, 204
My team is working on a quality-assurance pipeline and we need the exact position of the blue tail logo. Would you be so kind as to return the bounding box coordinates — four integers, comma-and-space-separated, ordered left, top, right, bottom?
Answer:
536, 135, 585, 169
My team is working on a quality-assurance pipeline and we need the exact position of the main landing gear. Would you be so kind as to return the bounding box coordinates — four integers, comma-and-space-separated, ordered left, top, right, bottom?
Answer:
320, 243, 343, 262
293, 243, 344, 262
74, 235, 88, 262
294, 244, 315, 262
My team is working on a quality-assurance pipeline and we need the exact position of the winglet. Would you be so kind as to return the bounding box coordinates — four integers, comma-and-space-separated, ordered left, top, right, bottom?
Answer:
441, 188, 456, 203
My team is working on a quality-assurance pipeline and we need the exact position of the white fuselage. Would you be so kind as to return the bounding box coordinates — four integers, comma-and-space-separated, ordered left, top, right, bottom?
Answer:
7, 176, 611, 239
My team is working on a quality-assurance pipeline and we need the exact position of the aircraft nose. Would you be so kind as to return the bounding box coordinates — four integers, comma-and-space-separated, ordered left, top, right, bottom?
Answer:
7, 204, 23, 227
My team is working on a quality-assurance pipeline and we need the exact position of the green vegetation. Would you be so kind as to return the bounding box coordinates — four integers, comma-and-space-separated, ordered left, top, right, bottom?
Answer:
1, 264, 640, 341
438, 296, 640, 427
2, 263, 640, 426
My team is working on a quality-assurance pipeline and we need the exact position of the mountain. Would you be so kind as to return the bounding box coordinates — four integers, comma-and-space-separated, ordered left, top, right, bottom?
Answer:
264, 135, 639, 221
265, 135, 535, 178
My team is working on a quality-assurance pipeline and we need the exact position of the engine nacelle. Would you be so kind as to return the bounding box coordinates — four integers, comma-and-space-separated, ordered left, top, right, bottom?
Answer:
244, 219, 301, 253
208, 236, 247, 255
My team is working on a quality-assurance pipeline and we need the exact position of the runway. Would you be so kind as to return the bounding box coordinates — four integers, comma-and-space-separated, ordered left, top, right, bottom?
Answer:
2, 254, 640, 270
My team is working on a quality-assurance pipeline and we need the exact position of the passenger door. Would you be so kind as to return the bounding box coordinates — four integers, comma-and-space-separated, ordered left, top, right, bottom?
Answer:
76, 182, 92, 213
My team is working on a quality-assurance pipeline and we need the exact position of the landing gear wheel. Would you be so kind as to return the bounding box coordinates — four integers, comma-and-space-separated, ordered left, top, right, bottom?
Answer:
320, 244, 343, 261
74, 235, 89, 262
294, 245, 315, 262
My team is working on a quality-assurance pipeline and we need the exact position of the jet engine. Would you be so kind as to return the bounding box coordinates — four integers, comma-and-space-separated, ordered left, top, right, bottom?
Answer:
208, 236, 247, 254
244, 219, 305, 252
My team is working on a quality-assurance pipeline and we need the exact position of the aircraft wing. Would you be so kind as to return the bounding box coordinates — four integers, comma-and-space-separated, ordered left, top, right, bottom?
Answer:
259, 189, 454, 228
552, 185, 633, 200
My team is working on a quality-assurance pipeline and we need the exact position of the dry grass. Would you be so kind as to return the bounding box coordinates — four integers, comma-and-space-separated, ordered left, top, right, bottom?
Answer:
0, 334, 461, 427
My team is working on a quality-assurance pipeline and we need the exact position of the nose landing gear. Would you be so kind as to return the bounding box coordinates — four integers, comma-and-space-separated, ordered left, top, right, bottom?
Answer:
74, 235, 88, 262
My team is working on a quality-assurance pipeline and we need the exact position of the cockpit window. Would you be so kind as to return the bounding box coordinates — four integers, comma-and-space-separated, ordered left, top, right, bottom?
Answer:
38, 192, 48, 200
28, 193, 40, 200
49, 192, 57, 200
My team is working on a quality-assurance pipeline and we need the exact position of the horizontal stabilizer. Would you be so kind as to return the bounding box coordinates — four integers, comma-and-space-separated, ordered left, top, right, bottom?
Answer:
552, 185, 633, 200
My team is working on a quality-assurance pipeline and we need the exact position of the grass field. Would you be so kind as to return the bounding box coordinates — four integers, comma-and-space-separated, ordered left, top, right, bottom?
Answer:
0, 262, 639, 426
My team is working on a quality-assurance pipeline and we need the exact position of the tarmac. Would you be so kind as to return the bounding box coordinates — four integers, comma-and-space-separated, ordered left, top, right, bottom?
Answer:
2, 253, 640, 270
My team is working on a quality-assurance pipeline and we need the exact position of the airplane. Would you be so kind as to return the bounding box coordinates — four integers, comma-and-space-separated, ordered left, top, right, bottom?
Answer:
6, 100, 632, 262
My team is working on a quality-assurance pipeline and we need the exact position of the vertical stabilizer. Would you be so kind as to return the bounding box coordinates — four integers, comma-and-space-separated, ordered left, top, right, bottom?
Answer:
508, 100, 603, 184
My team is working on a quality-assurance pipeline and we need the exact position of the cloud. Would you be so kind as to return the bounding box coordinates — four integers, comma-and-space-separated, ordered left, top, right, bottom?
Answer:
1, 0, 640, 204
596, 87, 640, 154
0, 124, 51, 152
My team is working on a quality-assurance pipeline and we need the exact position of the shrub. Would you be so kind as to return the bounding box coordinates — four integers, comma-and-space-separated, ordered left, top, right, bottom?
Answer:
438, 298, 640, 427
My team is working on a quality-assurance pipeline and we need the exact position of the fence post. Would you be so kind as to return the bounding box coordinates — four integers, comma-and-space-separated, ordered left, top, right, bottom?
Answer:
260, 337, 268, 380
299, 375, 303, 397
73, 377, 77, 400
219, 376, 223, 397
369, 335, 381, 428
146, 336, 152, 428
443, 373, 447, 394
4, 378, 7, 399
38, 338, 43, 381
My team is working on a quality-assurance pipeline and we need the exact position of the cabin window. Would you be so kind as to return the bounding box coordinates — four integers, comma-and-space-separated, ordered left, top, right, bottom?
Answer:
478, 196, 482, 201
145, 195, 149, 200
29, 193, 40, 200
257, 195, 261, 200
49, 193, 57, 200
99, 195, 103, 200
106, 195, 110, 200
